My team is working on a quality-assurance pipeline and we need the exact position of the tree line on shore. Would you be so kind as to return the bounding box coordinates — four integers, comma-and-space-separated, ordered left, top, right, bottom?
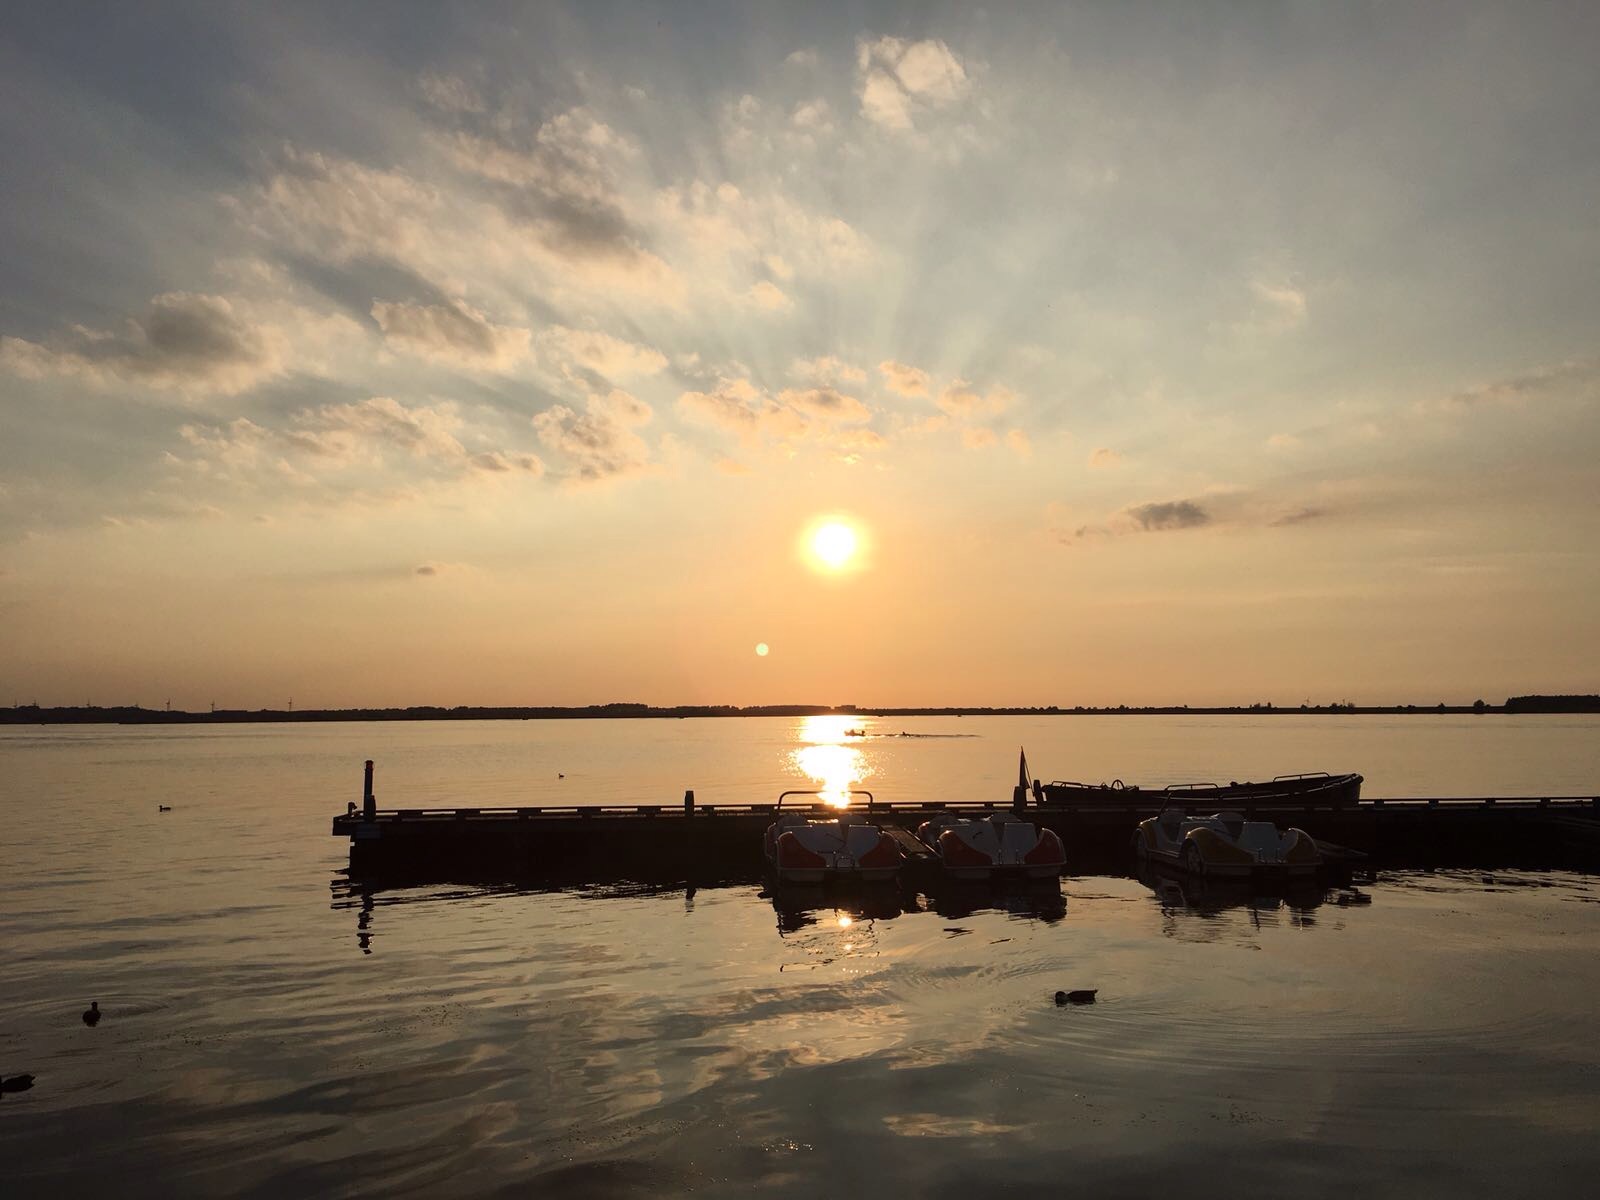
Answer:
3, 695, 1596, 724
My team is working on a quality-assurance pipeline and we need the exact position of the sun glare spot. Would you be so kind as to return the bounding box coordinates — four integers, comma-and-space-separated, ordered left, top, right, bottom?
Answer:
791, 714, 870, 807
812, 521, 857, 569
755, 642, 769, 656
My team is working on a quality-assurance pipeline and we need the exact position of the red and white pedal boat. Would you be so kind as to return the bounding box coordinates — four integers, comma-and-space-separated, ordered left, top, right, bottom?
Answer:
764, 791, 905, 883
916, 811, 1066, 880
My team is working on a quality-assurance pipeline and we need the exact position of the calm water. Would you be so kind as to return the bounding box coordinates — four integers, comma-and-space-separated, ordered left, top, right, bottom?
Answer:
4, 716, 1599, 1197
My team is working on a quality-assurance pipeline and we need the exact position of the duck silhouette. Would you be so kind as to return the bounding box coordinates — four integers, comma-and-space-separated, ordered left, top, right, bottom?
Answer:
82, 1001, 101, 1027
1055, 989, 1097, 1006
0, 1073, 35, 1094
158, 805, 172, 812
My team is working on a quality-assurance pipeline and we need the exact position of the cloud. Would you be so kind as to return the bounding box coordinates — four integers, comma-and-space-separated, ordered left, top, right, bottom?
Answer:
654, 179, 871, 283
538, 326, 668, 379
1088, 447, 1123, 468
442, 107, 650, 263
878, 360, 931, 398
468, 450, 545, 475
240, 147, 438, 265
794, 355, 866, 385
1271, 507, 1327, 527
533, 388, 653, 481
1126, 499, 1211, 532
677, 377, 878, 454
1229, 279, 1307, 336
937, 380, 1014, 418
785, 48, 819, 69
776, 386, 871, 424
1266, 433, 1301, 450
371, 298, 531, 369
414, 561, 474, 577
175, 396, 543, 487
747, 280, 792, 310
856, 37, 970, 131
1, 292, 278, 394
1442, 358, 1600, 408
245, 127, 681, 307
417, 72, 485, 115
1006, 429, 1032, 458
790, 99, 834, 133
961, 427, 996, 450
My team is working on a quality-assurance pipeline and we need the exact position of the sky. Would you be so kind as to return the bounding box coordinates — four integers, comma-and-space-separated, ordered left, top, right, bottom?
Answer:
1, 1, 1598, 709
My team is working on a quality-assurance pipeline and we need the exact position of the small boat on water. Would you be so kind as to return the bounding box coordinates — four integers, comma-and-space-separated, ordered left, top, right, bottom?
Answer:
1135, 808, 1320, 875
764, 791, 904, 883
1039, 771, 1362, 808
916, 812, 1066, 880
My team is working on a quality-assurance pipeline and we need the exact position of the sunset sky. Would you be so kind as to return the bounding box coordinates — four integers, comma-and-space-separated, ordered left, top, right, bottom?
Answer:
2, 2, 1597, 708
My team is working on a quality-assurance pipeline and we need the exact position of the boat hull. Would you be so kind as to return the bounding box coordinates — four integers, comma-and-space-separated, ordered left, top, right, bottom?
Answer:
918, 815, 1066, 880
1043, 772, 1361, 808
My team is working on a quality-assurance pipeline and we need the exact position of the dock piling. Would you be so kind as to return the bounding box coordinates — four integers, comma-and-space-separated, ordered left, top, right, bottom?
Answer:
684, 789, 695, 818
363, 760, 376, 820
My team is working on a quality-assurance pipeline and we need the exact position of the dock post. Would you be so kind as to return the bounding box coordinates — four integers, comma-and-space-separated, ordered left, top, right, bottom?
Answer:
684, 789, 695, 818
363, 760, 376, 820
1032, 779, 1044, 806
1012, 784, 1026, 813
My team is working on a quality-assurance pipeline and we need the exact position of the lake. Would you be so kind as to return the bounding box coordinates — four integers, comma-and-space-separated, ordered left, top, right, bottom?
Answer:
3, 716, 1599, 1196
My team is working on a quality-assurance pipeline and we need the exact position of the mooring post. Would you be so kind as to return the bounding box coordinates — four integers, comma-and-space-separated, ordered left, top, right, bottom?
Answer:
684, 788, 695, 818
1032, 779, 1044, 806
1012, 784, 1026, 813
363, 759, 376, 820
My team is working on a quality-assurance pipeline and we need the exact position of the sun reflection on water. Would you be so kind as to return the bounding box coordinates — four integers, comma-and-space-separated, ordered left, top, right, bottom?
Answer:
790, 714, 871, 808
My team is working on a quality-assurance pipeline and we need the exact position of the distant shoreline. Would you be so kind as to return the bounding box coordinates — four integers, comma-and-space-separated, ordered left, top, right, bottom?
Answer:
3, 695, 1596, 724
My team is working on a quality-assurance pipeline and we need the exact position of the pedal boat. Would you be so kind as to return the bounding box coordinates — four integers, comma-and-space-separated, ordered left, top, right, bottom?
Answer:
916, 811, 1066, 880
764, 811, 905, 884
1135, 809, 1320, 876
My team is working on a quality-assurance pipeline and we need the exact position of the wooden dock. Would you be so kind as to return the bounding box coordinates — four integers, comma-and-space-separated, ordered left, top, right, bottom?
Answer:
332, 763, 1600, 880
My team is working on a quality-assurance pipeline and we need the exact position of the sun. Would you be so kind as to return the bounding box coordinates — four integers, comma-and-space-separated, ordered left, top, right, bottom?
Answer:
810, 521, 858, 570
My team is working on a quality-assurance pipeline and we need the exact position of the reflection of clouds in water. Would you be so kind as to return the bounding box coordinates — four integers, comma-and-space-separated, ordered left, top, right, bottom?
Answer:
882, 1113, 1026, 1138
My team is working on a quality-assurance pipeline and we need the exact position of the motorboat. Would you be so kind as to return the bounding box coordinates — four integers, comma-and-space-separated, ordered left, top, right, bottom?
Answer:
764, 811, 905, 883
915, 811, 1066, 880
1134, 808, 1320, 875
1039, 771, 1362, 808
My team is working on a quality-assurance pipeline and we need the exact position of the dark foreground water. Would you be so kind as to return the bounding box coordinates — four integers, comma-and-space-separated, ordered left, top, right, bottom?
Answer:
4, 717, 1599, 1196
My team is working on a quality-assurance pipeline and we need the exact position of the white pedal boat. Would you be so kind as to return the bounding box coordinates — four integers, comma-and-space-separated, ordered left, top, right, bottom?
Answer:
764, 812, 905, 883
916, 811, 1066, 880
1135, 809, 1320, 876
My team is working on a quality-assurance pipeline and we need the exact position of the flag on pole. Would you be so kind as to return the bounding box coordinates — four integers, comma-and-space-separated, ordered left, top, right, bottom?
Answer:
1018, 746, 1031, 791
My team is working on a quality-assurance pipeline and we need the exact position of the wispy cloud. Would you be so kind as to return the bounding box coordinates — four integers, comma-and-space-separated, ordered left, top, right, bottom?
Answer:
1088, 447, 1123, 469
1440, 358, 1600, 409
174, 396, 543, 490
371, 298, 531, 369
0, 293, 281, 394
677, 376, 878, 456
878, 359, 930, 398
538, 325, 668, 380
533, 388, 653, 482
937, 381, 1014, 418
